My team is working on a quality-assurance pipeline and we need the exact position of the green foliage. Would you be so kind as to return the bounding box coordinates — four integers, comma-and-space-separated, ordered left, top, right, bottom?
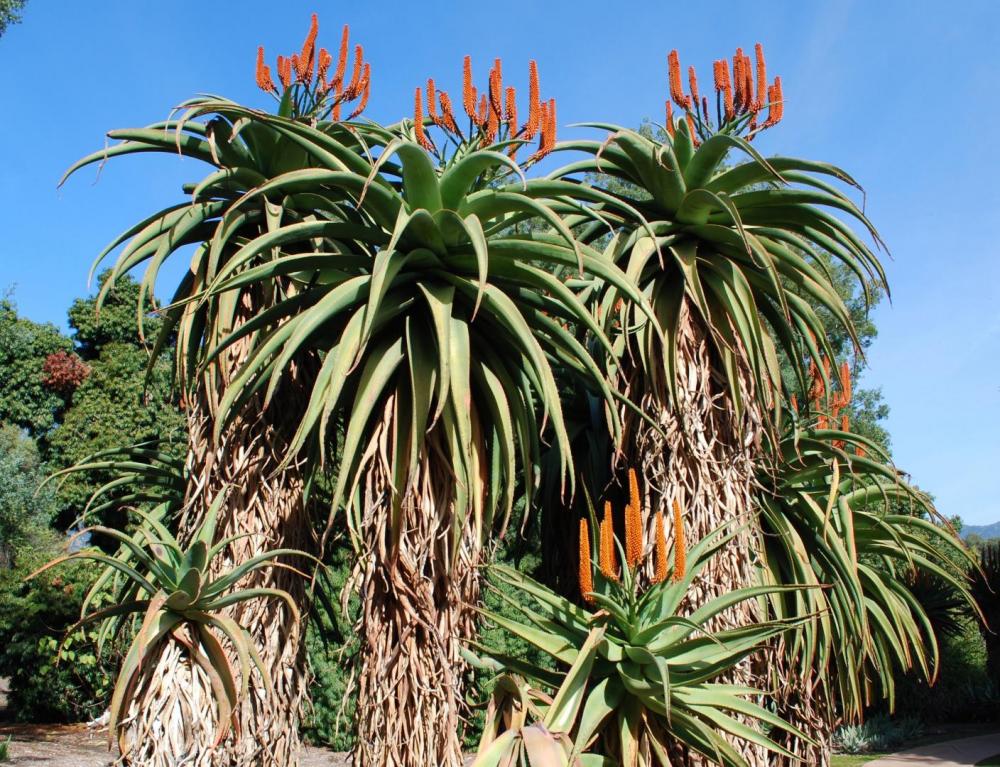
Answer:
0, 424, 55, 566
0, 537, 114, 723
472, 532, 809, 766
833, 714, 924, 755
46, 275, 184, 529
0, 0, 25, 37
0, 298, 72, 436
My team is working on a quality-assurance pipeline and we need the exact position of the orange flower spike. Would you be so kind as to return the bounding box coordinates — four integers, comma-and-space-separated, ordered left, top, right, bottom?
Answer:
840, 361, 852, 403
754, 43, 767, 112
702, 96, 710, 122
331, 101, 342, 122
426, 78, 439, 124
744, 53, 756, 111
290, 54, 302, 83
599, 501, 618, 581
439, 92, 460, 133
477, 93, 489, 127
672, 499, 686, 583
414, 87, 433, 150
665, 101, 675, 137
653, 512, 668, 584
625, 468, 643, 568
579, 518, 595, 605
346, 63, 371, 120
856, 445, 867, 459
667, 50, 690, 110
255, 47, 276, 93
317, 48, 332, 85
688, 65, 700, 108
772, 77, 784, 124
715, 59, 735, 121
298, 13, 319, 82
485, 94, 499, 145
841, 413, 850, 432
733, 49, 746, 113
790, 393, 798, 413
346, 45, 365, 98
505, 86, 518, 135
534, 100, 549, 156
332, 25, 350, 88
489, 58, 503, 117
818, 414, 829, 430
463, 55, 476, 119
277, 56, 292, 89
524, 60, 541, 139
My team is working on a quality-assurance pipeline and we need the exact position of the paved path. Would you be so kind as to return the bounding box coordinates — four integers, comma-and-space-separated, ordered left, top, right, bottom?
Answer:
866, 732, 1000, 766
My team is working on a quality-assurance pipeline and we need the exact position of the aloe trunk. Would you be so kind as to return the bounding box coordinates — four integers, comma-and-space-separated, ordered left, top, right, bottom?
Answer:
623, 300, 769, 766
118, 324, 316, 766
351, 404, 485, 767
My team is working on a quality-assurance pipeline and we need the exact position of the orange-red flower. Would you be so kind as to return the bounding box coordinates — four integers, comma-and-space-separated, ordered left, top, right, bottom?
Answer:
256, 46, 276, 93
755, 43, 767, 112
505, 86, 518, 135
346, 63, 371, 120
653, 511, 668, 584
346, 45, 365, 98
317, 48, 332, 84
439, 92, 460, 133
426, 78, 439, 124
625, 468, 643, 568
672, 498, 686, 583
688, 65, 700, 108
525, 60, 540, 139
668, 50, 691, 110
599, 501, 619, 582
489, 58, 503, 117
579, 518, 595, 604
463, 55, 476, 119
414, 87, 433, 150
277, 56, 292, 89
685, 112, 699, 146
332, 25, 350, 88
665, 100, 675, 137
297, 13, 319, 82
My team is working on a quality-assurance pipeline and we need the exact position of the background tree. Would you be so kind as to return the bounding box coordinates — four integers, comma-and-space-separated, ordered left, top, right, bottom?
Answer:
0, 0, 25, 37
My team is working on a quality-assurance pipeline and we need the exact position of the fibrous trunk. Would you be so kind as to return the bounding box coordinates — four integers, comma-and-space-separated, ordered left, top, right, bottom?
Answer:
352, 397, 483, 767
621, 299, 769, 766
118, 302, 316, 767
770, 662, 835, 767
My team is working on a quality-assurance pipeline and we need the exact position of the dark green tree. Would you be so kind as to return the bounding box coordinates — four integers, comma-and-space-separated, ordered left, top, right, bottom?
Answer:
0, 0, 25, 37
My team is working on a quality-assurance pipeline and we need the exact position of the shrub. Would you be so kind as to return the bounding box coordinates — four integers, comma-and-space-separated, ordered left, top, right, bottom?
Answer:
0, 536, 115, 723
833, 714, 924, 754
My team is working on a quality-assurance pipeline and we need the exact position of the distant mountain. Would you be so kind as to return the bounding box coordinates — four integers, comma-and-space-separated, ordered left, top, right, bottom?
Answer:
961, 522, 1000, 540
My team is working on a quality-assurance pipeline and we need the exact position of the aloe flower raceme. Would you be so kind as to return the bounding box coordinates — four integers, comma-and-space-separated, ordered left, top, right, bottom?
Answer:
471, 526, 814, 767
757, 423, 978, 764
27, 492, 315, 757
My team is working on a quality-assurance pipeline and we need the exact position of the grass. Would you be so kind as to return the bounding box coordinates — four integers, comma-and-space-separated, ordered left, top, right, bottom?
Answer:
0, 736, 9, 761
832, 754, 889, 767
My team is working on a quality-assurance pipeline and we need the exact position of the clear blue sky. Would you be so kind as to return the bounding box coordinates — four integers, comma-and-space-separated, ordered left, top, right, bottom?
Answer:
2, 1, 998, 523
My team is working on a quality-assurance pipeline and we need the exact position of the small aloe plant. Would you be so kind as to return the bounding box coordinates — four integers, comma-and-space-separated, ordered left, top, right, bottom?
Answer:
28, 490, 315, 749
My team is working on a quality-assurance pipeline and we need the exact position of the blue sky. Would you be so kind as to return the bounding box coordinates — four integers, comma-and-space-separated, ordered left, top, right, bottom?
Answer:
2, 1, 998, 523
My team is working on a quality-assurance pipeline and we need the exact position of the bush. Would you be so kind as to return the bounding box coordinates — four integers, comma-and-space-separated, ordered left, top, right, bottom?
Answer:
833, 714, 924, 754
0, 536, 116, 723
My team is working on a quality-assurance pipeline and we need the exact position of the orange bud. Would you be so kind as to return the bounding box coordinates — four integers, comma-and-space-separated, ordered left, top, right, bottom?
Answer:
485, 92, 499, 145
841, 413, 850, 432
579, 518, 595, 605
599, 501, 618, 582
653, 512, 668, 584
840, 361, 852, 403
545, 97, 557, 153
672, 498, 686, 583
733, 49, 746, 113
665, 100, 675, 137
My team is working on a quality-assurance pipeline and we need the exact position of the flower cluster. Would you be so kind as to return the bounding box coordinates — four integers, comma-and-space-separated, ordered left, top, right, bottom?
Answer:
42, 351, 90, 394
578, 468, 686, 604
413, 57, 556, 160
255, 14, 371, 122
805, 357, 864, 456
665, 43, 784, 145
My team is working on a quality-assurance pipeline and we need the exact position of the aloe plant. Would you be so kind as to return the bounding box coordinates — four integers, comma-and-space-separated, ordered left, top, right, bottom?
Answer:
28, 491, 313, 754
471, 484, 811, 767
